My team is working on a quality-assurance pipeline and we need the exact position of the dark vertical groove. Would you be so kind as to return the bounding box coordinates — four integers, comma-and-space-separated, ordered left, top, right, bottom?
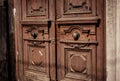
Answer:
4, 0, 11, 81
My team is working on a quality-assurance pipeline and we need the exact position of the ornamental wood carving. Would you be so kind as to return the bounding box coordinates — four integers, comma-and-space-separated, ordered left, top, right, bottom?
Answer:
56, 0, 97, 20
16, 0, 105, 81
57, 23, 98, 81
26, 0, 46, 16
23, 24, 49, 40
59, 25, 96, 42
64, 0, 92, 14
22, 23, 50, 81
22, 0, 49, 20
23, 40, 50, 81
57, 44, 96, 81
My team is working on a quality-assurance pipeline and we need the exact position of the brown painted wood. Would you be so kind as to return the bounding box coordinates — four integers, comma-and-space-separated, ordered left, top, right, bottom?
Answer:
14, 0, 105, 81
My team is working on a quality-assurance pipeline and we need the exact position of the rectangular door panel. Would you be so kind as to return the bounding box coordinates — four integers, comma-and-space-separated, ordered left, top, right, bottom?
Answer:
22, 23, 50, 81
23, 41, 50, 81
22, 24, 49, 40
22, 0, 49, 21
57, 23, 98, 81
59, 24, 96, 42
56, 0, 97, 21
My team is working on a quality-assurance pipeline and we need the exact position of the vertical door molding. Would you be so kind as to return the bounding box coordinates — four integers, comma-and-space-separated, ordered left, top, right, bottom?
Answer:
13, 0, 23, 80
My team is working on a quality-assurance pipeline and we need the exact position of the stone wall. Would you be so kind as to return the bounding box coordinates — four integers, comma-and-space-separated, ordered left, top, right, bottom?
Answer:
106, 0, 120, 81
116, 0, 120, 80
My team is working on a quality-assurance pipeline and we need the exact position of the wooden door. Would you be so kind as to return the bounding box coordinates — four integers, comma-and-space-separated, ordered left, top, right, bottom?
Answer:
15, 0, 105, 81
20, 0, 53, 81
56, 0, 105, 81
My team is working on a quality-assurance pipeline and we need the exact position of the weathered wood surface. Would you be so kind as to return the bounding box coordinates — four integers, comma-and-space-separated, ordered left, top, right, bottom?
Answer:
15, 0, 105, 81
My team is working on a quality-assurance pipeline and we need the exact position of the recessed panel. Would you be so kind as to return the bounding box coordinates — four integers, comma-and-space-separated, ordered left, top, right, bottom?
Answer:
64, 0, 92, 14
27, 0, 46, 16
22, 0, 49, 20
22, 24, 49, 40
28, 45, 46, 72
23, 40, 50, 81
56, 0, 97, 20
59, 24, 96, 42
65, 48, 92, 80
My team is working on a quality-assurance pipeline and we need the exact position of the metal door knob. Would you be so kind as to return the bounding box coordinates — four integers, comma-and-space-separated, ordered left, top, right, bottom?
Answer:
72, 32, 80, 40
31, 32, 38, 39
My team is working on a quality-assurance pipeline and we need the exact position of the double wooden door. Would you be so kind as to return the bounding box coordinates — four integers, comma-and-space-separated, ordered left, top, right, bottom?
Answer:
16, 0, 105, 81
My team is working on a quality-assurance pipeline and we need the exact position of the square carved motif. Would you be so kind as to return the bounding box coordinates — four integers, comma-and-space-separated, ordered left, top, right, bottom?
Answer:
65, 48, 92, 80
26, 0, 47, 16
64, 0, 92, 14
28, 45, 46, 73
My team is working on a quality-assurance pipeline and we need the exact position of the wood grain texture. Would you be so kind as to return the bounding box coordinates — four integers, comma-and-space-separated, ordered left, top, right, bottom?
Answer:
14, 0, 105, 81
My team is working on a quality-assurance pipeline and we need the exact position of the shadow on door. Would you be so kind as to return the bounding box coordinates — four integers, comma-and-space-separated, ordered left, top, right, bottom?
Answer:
0, 0, 16, 81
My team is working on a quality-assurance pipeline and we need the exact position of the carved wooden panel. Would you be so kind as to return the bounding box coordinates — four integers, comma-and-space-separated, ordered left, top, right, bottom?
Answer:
27, 0, 46, 16
23, 40, 50, 81
56, 0, 97, 20
59, 24, 96, 42
28, 45, 46, 72
64, 0, 92, 14
17, 0, 105, 81
57, 23, 98, 81
65, 48, 93, 81
57, 43, 97, 81
22, 0, 49, 20
22, 24, 49, 40
22, 23, 50, 81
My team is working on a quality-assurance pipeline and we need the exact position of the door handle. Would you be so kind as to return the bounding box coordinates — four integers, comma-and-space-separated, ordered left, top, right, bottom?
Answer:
31, 32, 38, 39
72, 32, 80, 40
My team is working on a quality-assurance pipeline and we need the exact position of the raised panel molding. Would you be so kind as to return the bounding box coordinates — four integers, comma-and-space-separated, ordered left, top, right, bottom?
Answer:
59, 45, 96, 81
26, 0, 46, 16
23, 40, 50, 81
28, 45, 46, 72
22, 0, 49, 20
57, 0, 97, 20
59, 24, 96, 42
64, 0, 92, 14
57, 23, 98, 81
22, 24, 49, 40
